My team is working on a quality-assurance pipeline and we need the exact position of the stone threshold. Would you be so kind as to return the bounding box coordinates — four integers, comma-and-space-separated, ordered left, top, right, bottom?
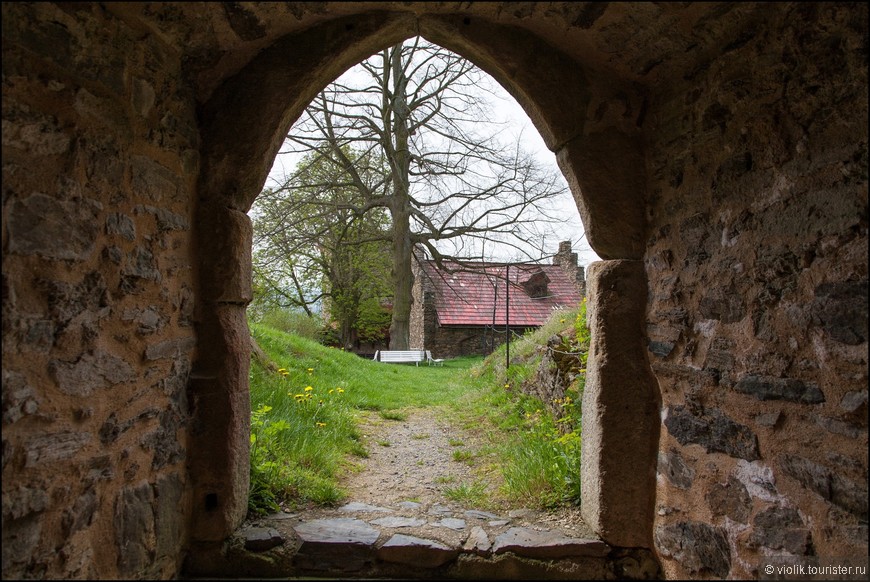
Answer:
182, 501, 660, 579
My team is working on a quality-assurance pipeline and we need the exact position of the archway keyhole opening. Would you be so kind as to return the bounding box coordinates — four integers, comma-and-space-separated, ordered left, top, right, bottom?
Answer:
243, 35, 595, 522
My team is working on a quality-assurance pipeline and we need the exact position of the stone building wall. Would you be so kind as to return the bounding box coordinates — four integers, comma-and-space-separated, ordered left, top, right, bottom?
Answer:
644, 4, 868, 579
2, 3, 197, 578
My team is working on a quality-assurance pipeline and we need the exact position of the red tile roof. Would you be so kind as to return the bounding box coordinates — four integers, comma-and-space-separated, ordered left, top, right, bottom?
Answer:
419, 261, 583, 327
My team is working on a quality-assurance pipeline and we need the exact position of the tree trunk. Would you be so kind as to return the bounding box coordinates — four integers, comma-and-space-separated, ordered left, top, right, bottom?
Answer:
388, 46, 414, 350
389, 206, 413, 349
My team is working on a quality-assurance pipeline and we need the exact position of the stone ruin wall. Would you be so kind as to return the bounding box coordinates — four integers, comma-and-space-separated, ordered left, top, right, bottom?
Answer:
2, 3, 197, 578
644, 4, 867, 579
1, 2, 867, 580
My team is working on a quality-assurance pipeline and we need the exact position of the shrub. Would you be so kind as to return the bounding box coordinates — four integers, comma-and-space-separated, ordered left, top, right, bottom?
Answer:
256, 308, 324, 341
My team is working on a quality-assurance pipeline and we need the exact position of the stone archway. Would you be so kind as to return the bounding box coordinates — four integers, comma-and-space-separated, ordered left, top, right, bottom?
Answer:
189, 10, 660, 552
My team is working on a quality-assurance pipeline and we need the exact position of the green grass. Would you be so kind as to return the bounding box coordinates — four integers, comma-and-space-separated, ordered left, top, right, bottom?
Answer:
451, 449, 475, 464
247, 304, 588, 515
248, 322, 482, 514
444, 480, 489, 505
443, 303, 587, 509
379, 410, 408, 421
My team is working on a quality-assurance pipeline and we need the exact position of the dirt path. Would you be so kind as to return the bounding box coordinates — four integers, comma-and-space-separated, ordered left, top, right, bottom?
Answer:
340, 406, 491, 508
335, 406, 590, 536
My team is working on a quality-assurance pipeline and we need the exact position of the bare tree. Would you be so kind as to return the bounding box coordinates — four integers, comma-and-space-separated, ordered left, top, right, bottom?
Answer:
270, 37, 569, 349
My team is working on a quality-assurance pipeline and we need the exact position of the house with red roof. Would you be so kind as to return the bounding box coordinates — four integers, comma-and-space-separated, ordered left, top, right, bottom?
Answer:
409, 241, 586, 358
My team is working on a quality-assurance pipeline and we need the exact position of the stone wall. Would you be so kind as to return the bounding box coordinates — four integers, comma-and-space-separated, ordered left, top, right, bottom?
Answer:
645, 4, 868, 578
2, 3, 867, 580
2, 3, 197, 578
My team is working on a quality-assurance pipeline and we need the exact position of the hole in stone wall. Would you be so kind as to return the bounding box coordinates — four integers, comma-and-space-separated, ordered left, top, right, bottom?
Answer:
243, 36, 596, 525
204, 493, 218, 512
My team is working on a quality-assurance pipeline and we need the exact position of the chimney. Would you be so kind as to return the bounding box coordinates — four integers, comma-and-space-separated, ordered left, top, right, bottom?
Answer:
553, 241, 586, 297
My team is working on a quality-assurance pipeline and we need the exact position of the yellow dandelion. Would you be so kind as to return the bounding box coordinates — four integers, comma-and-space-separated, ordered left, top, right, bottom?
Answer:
304, 386, 313, 391
337, 388, 345, 393
307, 368, 314, 373
277, 368, 287, 373
328, 389, 334, 394
315, 422, 326, 428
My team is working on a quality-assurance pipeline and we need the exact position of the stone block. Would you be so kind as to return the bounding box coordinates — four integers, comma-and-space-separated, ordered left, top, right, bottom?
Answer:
292, 518, 379, 572
140, 409, 186, 469
734, 460, 780, 502
492, 527, 610, 559
196, 205, 253, 304
2, 485, 49, 520
463, 526, 491, 555
49, 349, 136, 397
241, 527, 283, 552
658, 449, 696, 489
105, 213, 135, 240
655, 521, 730, 578
706, 476, 751, 523
62, 489, 97, 536
814, 415, 863, 438
144, 336, 196, 361
134, 205, 190, 232
377, 534, 458, 568
123, 246, 161, 282
3, 116, 71, 156
24, 431, 91, 468
2, 371, 39, 424
734, 374, 824, 404
811, 280, 868, 344
0, 514, 43, 578
779, 454, 868, 520
113, 481, 156, 577
840, 389, 868, 418
132, 155, 179, 203
556, 132, 646, 259
581, 260, 659, 548
664, 405, 759, 461
698, 283, 746, 323
7, 193, 100, 261
749, 505, 812, 555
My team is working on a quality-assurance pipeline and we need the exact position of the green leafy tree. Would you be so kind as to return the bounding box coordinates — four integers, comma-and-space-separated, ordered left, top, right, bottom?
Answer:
251, 147, 392, 348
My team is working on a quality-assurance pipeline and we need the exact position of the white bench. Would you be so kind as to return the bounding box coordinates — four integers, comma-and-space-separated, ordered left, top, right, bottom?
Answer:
373, 350, 427, 366
425, 351, 444, 366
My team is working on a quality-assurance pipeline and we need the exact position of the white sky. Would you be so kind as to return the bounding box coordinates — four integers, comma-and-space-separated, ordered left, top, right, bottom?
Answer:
265, 48, 601, 268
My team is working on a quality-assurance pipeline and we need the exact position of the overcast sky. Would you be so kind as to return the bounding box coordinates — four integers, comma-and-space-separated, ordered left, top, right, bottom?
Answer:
266, 47, 601, 268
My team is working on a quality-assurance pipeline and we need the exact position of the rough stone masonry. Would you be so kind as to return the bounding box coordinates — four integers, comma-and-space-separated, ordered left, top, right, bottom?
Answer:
2, 2, 866, 580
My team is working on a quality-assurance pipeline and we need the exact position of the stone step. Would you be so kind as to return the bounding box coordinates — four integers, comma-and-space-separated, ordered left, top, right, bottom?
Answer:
183, 500, 661, 579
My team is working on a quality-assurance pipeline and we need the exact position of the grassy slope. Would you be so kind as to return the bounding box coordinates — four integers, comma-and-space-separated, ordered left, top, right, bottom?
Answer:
248, 306, 585, 514
248, 323, 483, 512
